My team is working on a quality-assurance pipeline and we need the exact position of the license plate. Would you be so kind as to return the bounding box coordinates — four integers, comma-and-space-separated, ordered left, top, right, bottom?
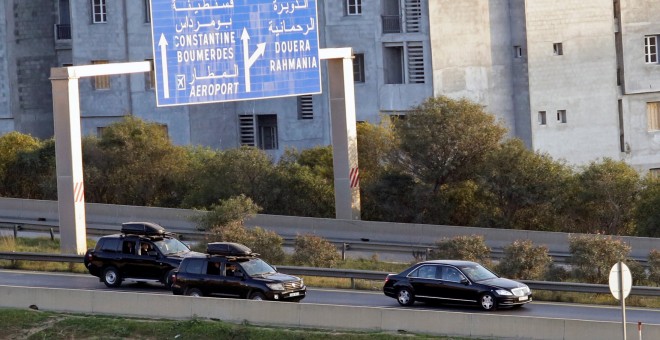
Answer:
519, 296, 528, 301
289, 292, 300, 297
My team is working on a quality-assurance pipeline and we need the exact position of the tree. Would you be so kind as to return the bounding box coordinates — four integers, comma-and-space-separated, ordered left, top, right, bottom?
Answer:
2, 139, 57, 199
476, 139, 574, 231
394, 96, 506, 193
356, 119, 398, 185
571, 158, 640, 235
634, 176, 660, 237
0, 132, 42, 197
84, 116, 191, 206
182, 146, 274, 209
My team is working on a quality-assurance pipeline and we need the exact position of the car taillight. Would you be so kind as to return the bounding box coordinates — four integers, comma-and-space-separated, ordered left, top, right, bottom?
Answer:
171, 273, 177, 284
86, 253, 93, 260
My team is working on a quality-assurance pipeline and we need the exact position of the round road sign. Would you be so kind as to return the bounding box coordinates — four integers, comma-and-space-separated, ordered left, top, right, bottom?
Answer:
608, 262, 632, 300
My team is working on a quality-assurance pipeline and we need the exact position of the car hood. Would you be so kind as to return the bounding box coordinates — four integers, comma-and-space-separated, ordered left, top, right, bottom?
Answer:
478, 277, 527, 290
255, 272, 301, 283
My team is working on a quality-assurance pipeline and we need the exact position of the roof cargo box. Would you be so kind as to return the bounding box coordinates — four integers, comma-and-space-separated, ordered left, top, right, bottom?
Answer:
121, 222, 166, 236
207, 242, 254, 256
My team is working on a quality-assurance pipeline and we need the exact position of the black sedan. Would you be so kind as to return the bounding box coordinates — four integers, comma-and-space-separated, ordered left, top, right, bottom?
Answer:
383, 260, 532, 311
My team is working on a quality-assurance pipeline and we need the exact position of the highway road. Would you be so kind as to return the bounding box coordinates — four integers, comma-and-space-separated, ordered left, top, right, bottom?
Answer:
1, 269, 658, 325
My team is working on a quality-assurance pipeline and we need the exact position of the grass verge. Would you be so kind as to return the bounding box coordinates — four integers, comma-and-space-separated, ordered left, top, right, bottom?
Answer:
0, 308, 476, 340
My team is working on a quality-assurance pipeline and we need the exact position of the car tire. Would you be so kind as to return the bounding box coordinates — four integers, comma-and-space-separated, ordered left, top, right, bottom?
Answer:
396, 288, 414, 306
250, 292, 266, 301
102, 267, 122, 288
480, 293, 497, 311
163, 269, 176, 289
186, 288, 203, 297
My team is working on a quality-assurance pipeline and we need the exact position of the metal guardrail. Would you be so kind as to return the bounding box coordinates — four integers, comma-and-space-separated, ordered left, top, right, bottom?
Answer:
0, 252, 658, 297
0, 220, 583, 263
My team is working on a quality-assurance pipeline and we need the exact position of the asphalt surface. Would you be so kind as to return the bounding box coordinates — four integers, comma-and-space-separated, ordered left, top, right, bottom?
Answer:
0, 269, 658, 325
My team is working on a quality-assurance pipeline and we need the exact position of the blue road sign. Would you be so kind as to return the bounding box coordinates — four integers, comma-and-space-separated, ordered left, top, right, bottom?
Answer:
150, 0, 321, 107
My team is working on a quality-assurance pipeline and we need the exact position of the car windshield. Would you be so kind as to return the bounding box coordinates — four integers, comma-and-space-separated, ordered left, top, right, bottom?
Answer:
458, 264, 497, 282
239, 258, 276, 276
153, 238, 190, 255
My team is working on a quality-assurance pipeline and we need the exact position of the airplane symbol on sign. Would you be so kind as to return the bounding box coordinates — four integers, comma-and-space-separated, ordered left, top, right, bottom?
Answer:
176, 75, 186, 90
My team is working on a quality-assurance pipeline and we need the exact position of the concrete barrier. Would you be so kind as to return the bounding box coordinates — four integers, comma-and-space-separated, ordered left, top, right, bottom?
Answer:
0, 197, 658, 260
0, 285, 657, 340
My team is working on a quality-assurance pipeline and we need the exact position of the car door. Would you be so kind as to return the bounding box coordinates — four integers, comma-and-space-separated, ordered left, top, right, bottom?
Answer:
406, 264, 442, 300
202, 259, 234, 297
219, 261, 249, 298
133, 240, 161, 280
118, 238, 141, 278
437, 265, 478, 303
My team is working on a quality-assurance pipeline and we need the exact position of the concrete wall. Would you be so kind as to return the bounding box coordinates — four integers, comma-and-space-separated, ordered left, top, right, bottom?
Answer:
526, 0, 621, 165
0, 197, 657, 261
0, 285, 657, 339
428, 0, 518, 141
618, 0, 660, 172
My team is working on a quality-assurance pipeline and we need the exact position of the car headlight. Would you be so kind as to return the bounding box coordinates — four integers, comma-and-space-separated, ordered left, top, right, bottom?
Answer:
495, 289, 513, 296
267, 283, 284, 291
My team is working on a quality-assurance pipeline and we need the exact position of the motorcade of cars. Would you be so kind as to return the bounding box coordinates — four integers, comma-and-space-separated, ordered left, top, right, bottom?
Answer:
83, 222, 199, 288
170, 242, 306, 302
383, 260, 532, 311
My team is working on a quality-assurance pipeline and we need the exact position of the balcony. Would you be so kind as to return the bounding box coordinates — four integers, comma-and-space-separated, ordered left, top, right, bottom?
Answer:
381, 15, 401, 34
55, 24, 71, 40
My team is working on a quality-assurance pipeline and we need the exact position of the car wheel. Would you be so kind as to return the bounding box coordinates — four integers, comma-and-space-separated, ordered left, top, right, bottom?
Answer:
250, 292, 266, 301
186, 288, 203, 297
480, 293, 497, 311
102, 267, 122, 288
396, 288, 414, 306
163, 269, 176, 289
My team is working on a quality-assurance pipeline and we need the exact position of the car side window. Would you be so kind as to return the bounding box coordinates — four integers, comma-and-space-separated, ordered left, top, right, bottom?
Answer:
184, 259, 204, 274
411, 265, 437, 279
206, 261, 222, 275
100, 238, 120, 253
122, 240, 135, 255
442, 267, 462, 282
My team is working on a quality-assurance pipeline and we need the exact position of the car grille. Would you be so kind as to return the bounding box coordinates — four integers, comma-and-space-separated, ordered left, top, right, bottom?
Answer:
512, 287, 531, 296
283, 280, 303, 290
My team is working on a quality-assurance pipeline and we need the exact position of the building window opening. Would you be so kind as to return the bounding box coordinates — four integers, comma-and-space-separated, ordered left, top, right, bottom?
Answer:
345, 0, 362, 16
647, 102, 660, 131
538, 111, 546, 125
92, 60, 110, 89
557, 110, 567, 123
258, 115, 278, 150
92, 0, 107, 23
553, 43, 563, 56
645, 35, 658, 64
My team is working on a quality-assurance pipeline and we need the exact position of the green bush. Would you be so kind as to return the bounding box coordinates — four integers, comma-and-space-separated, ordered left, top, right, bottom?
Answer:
649, 250, 660, 286
193, 195, 261, 231
568, 234, 631, 284
625, 259, 648, 286
495, 240, 552, 280
545, 264, 570, 282
428, 235, 491, 265
291, 234, 340, 267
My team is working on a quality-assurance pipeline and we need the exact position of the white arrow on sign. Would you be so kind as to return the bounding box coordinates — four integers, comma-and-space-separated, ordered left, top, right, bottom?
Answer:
158, 34, 170, 99
241, 28, 266, 93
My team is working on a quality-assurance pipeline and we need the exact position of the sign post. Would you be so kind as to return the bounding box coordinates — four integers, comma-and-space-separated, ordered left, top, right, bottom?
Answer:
150, 0, 322, 106
609, 261, 632, 340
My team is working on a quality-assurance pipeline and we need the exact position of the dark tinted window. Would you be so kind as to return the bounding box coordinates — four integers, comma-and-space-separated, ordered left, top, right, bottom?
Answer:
183, 259, 205, 274
100, 238, 120, 253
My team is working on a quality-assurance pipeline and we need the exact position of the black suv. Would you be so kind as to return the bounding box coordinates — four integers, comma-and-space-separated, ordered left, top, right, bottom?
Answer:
171, 242, 306, 302
84, 222, 199, 288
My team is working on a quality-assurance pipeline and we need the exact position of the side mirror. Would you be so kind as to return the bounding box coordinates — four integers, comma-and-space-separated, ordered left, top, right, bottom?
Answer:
272, 265, 277, 271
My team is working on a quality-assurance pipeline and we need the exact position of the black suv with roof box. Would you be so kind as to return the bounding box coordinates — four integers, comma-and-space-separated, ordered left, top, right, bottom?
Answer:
171, 242, 306, 302
84, 222, 199, 288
